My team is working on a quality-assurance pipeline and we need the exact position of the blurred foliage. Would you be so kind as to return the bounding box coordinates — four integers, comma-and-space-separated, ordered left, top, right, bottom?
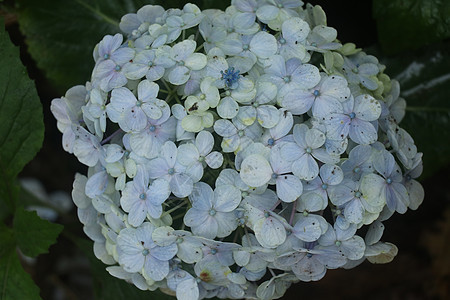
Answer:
15, 0, 228, 91
375, 42, 450, 178
373, 0, 450, 54
13, 208, 63, 258
0, 17, 61, 300
0, 17, 44, 214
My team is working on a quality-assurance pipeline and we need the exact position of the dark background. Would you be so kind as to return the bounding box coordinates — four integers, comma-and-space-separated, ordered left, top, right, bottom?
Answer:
2, 0, 449, 299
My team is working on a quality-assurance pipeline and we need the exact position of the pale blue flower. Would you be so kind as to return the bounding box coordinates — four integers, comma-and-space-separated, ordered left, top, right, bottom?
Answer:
83, 88, 108, 138
241, 191, 287, 248
324, 94, 381, 144
184, 182, 241, 239
403, 156, 424, 210
197, 237, 241, 266
278, 17, 310, 61
120, 170, 170, 226
299, 164, 343, 212
342, 53, 380, 91
341, 144, 374, 181
280, 124, 337, 181
166, 3, 204, 41
168, 40, 207, 85
72, 126, 104, 167
51, 85, 87, 153
260, 108, 294, 147
318, 223, 365, 260
93, 44, 135, 92
127, 112, 176, 159
147, 141, 196, 197
279, 74, 349, 117
123, 47, 175, 81
167, 268, 199, 300
305, 25, 341, 52
214, 118, 263, 153
256, 0, 303, 31
328, 178, 366, 225
117, 222, 178, 281
264, 55, 320, 96
119, 5, 165, 38
107, 80, 166, 132
371, 150, 410, 213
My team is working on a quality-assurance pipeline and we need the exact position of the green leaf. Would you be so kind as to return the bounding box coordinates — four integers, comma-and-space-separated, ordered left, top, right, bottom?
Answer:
0, 227, 41, 300
15, 0, 227, 90
0, 18, 44, 210
13, 208, 63, 258
68, 235, 174, 300
374, 42, 450, 177
373, 0, 450, 54
0, 225, 15, 257
16, 0, 148, 90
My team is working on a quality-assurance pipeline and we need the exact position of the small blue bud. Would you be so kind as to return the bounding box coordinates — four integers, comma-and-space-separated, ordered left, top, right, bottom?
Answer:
221, 67, 241, 88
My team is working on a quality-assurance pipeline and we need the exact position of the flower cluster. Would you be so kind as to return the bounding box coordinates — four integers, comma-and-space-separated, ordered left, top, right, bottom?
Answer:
51, 0, 424, 299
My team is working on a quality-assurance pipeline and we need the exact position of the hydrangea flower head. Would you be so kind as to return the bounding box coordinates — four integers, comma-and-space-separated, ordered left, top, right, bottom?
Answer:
51, 1, 424, 299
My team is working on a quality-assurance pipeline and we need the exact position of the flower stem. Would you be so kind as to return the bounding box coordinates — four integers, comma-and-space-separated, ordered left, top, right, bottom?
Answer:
101, 128, 123, 145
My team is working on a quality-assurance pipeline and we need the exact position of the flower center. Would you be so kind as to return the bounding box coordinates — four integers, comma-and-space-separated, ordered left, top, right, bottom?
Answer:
271, 173, 278, 179
209, 209, 216, 216
221, 67, 241, 88
139, 193, 147, 200
353, 166, 360, 173
242, 44, 249, 50
149, 125, 156, 132
148, 61, 154, 67
114, 65, 121, 71
283, 76, 291, 83
210, 248, 217, 255
349, 112, 356, 119
313, 90, 320, 97
386, 178, 393, 184
279, 38, 286, 44
168, 168, 175, 175
267, 138, 275, 146
142, 248, 150, 256
305, 147, 312, 154
103, 54, 110, 59
321, 183, 328, 190
355, 191, 362, 198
